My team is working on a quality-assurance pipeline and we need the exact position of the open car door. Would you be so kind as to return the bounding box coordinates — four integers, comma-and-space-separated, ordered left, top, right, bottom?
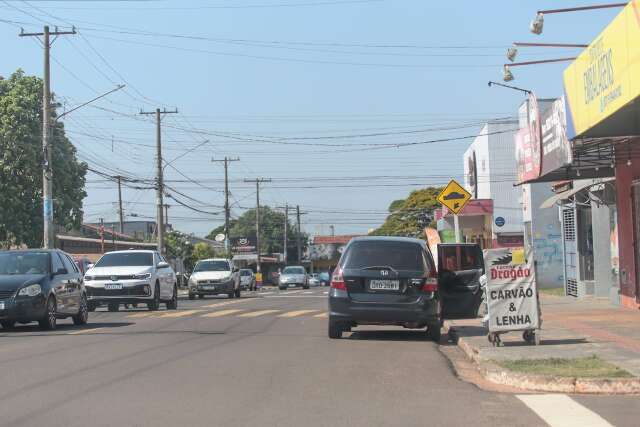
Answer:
438, 243, 484, 319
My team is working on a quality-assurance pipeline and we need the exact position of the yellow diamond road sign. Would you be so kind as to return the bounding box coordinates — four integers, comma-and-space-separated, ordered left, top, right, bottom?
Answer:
437, 179, 472, 215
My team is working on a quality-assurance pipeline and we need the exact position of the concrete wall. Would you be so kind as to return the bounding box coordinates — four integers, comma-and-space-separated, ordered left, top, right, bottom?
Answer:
529, 184, 564, 289
591, 200, 615, 298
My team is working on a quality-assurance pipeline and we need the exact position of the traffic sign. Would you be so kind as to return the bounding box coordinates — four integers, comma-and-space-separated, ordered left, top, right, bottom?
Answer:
437, 179, 472, 215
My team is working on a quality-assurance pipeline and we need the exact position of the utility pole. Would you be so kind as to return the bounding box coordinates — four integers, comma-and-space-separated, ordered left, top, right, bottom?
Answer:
99, 218, 105, 253
164, 204, 170, 229
212, 157, 240, 255
117, 176, 124, 234
284, 204, 289, 265
19, 26, 76, 249
296, 205, 306, 263
140, 108, 178, 255
244, 178, 271, 275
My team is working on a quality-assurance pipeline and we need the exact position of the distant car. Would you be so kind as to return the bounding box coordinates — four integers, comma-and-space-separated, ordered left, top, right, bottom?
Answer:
239, 269, 256, 291
0, 249, 89, 330
318, 272, 330, 286
278, 266, 308, 290
308, 274, 321, 287
188, 258, 240, 299
84, 250, 178, 312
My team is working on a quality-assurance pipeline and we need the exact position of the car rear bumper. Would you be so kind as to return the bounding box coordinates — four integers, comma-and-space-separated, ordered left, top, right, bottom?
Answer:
329, 289, 440, 327
0, 296, 47, 322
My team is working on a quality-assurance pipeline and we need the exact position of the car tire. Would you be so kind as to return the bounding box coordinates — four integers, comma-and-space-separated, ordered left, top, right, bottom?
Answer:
0, 320, 16, 329
235, 288, 241, 298
278, 287, 286, 291
88, 302, 97, 312
188, 293, 195, 300
227, 292, 234, 299
108, 303, 120, 312
198, 294, 204, 299
427, 324, 442, 342
166, 285, 178, 310
303, 285, 310, 290
328, 319, 342, 339
73, 294, 89, 325
39, 297, 57, 331
148, 284, 160, 311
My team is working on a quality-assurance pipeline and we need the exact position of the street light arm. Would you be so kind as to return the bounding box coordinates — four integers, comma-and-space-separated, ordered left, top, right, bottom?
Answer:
488, 81, 531, 95
538, 3, 628, 14
505, 57, 577, 67
513, 42, 589, 48
56, 84, 125, 121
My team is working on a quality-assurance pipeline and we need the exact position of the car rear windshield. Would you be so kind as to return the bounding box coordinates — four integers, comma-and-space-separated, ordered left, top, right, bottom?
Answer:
343, 241, 426, 271
283, 267, 305, 275
95, 252, 153, 267
193, 260, 230, 272
0, 252, 50, 275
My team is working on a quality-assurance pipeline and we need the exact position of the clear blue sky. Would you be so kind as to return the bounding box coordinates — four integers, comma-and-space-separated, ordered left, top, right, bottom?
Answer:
0, 0, 623, 237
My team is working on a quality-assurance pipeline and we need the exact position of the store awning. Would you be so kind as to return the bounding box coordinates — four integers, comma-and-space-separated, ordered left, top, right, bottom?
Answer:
540, 178, 615, 209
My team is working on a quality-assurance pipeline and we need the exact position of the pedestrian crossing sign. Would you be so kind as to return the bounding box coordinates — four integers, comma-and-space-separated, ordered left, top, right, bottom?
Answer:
437, 179, 472, 215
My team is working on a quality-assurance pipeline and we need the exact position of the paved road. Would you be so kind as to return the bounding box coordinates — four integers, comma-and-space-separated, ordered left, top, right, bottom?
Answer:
0, 287, 636, 427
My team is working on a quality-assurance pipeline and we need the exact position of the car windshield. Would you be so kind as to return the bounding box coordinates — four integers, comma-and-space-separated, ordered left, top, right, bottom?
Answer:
194, 260, 230, 272
95, 252, 154, 267
0, 252, 50, 275
344, 241, 425, 271
283, 267, 305, 275
240, 270, 251, 276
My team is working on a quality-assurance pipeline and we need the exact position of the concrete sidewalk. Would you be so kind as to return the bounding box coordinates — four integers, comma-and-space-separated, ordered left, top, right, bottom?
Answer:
446, 294, 640, 378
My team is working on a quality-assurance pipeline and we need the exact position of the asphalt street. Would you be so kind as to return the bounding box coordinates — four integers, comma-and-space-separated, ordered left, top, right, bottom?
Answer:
0, 287, 637, 427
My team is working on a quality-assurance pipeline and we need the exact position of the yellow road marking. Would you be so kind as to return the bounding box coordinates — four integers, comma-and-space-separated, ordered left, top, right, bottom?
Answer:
201, 309, 245, 318
159, 310, 203, 318
238, 309, 280, 318
127, 312, 157, 318
278, 310, 319, 318
203, 300, 242, 308
313, 312, 328, 318
67, 328, 103, 335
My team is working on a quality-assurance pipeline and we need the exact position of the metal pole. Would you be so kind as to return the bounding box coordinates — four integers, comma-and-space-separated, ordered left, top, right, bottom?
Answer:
454, 214, 461, 243
256, 180, 261, 274
117, 176, 124, 234
283, 204, 288, 264
42, 26, 53, 249
296, 205, 302, 263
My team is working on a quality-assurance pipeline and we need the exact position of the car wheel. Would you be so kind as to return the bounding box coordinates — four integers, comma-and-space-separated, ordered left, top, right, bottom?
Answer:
38, 297, 57, 331
0, 320, 16, 329
198, 294, 204, 299
73, 294, 89, 325
148, 284, 160, 311
328, 319, 343, 339
427, 324, 441, 342
278, 287, 286, 291
235, 288, 241, 298
188, 292, 195, 300
88, 302, 97, 312
108, 303, 120, 312
166, 285, 178, 310
227, 292, 234, 299
303, 285, 310, 290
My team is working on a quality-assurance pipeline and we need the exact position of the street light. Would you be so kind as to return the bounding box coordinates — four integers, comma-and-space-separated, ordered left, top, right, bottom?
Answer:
530, 13, 544, 35
507, 46, 518, 62
530, 3, 628, 35
502, 65, 514, 82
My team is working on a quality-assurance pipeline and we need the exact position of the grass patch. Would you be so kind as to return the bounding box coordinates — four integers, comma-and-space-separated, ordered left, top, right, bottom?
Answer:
496, 355, 633, 378
539, 287, 565, 297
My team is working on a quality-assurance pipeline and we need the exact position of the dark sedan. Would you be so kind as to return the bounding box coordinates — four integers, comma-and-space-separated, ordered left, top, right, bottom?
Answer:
0, 250, 89, 330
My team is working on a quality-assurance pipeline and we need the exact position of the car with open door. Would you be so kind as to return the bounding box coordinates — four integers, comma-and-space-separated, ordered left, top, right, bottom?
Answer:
437, 243, 484, 319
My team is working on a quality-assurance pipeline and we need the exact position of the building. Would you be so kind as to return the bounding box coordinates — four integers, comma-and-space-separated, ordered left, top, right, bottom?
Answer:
309, 235, 361, 272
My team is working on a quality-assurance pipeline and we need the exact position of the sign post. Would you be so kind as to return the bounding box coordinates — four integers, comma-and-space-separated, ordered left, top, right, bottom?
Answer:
437, 179, 472, 243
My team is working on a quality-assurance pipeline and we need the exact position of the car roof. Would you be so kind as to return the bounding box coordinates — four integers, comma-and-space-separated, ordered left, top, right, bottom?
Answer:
1, 249, 56, 254
350, 236, 426, 246
104, 250, 155, 255
283, 265, 305, 268
197, 258, 230, 262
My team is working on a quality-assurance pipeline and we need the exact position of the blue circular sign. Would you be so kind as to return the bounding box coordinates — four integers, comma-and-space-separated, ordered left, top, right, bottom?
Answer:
495, 216, 505, 227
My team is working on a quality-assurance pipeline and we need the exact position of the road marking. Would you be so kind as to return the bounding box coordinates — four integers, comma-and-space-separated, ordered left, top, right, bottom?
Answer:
313, 312, 328, 318
67, 328, 103, 335
201, 309, 245, 318
303, 291, 313, 294
127, 312, 157, 318
264, 295, 326, 299
516, 394, 613, 427
203, 300, 244, 308
159, 310, 204, 318
278, 309, 319, 318
323, 291, 328, 295
238, 310, 280, 318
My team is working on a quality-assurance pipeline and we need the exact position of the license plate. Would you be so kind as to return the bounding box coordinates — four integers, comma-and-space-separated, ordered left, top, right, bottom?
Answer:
0, 301, 5, 310
369, 280, 400, 291
105, 283, 123, 290
203, 285, 215, 290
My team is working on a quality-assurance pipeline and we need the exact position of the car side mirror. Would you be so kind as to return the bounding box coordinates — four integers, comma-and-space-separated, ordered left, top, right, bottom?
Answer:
157, 261, 170, 269
54, 267, 68, 276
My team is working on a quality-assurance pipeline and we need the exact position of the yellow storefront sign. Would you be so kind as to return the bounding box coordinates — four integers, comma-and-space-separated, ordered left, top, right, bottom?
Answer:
563, 0, 640, 137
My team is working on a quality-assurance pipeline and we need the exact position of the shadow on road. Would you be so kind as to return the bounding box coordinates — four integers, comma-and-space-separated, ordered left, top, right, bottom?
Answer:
0, 322, 134, 336
347, 329, 433, 342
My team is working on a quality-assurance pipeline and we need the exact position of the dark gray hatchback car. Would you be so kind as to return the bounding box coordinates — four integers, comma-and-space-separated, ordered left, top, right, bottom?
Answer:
328, 236, 442, 340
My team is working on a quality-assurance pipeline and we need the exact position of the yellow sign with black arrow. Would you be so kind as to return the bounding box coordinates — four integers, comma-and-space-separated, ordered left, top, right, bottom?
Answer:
437, 179, 472, 215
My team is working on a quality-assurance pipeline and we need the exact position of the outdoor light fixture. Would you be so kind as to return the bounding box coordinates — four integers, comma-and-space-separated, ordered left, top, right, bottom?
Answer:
530, 13, 544, 35
507, 46, 518, 62
502, 65, 514, 82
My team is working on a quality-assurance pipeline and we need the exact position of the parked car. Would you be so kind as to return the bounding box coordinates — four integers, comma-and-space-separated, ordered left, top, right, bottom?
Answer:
308, 274, 321, 287
84, 250, 178, 312
188, 258, 240, 299
239, 269, 256, 291
318, 272, 330, 286
0, 249, 89, 330
278, 266, 308, 290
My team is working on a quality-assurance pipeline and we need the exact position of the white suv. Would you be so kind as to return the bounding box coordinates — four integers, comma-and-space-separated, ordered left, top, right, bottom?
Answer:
188, 258, 240, 299
84, 250, 177, 312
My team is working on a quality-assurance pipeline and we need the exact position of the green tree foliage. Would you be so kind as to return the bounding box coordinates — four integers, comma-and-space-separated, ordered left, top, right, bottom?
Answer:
192, 242, 217, 261
207, 206, 308, 255
165, 231, 195, 270
0, 70, 87, 248
370, 187, 443, 238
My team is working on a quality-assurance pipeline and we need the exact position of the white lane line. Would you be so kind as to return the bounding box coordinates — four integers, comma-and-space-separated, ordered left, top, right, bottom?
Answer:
323, 291, 328, 295
516, 394, 613, 427
303, 291, 313, 294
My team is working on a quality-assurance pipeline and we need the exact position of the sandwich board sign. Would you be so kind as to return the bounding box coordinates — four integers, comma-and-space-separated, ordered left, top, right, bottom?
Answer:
437, 179, 472, 215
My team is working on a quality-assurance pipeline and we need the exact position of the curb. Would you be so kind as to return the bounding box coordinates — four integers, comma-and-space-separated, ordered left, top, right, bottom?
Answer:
444, 320, 640, 395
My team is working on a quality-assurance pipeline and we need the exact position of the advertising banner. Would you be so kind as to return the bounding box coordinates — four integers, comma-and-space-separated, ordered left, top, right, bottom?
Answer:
309, 243, 346, 261
541, 97, 573, 176
485, 247, 540, 332
232, 237, 257, 253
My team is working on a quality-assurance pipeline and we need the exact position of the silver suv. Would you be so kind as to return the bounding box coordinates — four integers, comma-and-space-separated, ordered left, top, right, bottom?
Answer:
84, 250, 177, 312
188, 258, 241, 299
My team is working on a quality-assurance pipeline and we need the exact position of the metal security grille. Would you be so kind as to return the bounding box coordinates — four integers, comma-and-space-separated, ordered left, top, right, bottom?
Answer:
563, 209, 576, 241
566, 279, 578, 297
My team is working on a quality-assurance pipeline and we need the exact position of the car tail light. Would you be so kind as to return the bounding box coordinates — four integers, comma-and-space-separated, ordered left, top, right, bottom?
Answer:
330, 266, 347, 291
422, 268, 438, 292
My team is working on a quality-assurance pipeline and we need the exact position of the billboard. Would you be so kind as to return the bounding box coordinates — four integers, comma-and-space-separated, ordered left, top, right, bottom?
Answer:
515, 93, 543, 184
540, 97, 573, 176
309, 243, 346, 261
231, 237, 257, 253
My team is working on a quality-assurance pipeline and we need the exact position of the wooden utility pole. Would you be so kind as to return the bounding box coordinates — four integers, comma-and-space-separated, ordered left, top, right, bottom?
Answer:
296, 205, 303, 263
284, 204, 289, 265
140, 108, 178, 255
19, 26, 76, 248
117, 176, 124, 234
213, 157, 240, 255
243, 178, 271, 275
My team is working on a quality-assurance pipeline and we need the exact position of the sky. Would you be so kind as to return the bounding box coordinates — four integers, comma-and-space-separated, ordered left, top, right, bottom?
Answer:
0, 0, 624, 238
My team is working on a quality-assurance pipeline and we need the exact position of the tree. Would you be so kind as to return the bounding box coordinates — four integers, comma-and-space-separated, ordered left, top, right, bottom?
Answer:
192, 242, 217, 261
207, 206, 308, 257
165, 231, 195, 270
0, 70, 87, 248
370, 187, 443, 238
